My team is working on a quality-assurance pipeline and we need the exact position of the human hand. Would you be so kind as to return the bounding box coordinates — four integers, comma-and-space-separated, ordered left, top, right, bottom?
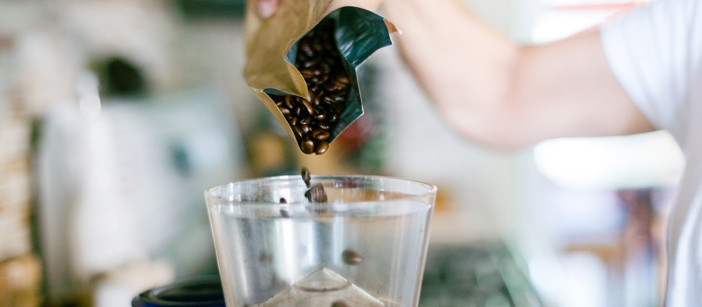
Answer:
253, 0, 387, 19
254, 0, 279, 19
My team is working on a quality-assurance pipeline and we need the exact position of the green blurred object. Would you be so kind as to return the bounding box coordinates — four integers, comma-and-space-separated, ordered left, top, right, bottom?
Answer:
420, 243, 543, 307
174, 0, 246, 19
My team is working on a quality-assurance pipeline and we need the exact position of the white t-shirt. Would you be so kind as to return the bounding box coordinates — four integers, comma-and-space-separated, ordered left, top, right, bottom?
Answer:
601, 0, 702, 305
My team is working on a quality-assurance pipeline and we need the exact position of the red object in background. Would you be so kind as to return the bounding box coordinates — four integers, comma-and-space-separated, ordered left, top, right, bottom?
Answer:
335, 115, 374, 154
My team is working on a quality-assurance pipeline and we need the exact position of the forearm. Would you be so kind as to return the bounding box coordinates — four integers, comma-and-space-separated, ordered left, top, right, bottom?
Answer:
380, 0, 652, 149
381, 0, 522, 148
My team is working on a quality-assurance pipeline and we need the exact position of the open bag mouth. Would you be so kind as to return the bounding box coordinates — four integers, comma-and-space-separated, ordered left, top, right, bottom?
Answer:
244, 4, 397, 154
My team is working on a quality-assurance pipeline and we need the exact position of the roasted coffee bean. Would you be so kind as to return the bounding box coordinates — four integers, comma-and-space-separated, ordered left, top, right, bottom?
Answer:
290, 106, 302, 116
301, 139, 315, 154
314, 114, 327, 121
342, 249, 363, 265
331, 301, 349, 307
317, 123, 329, 130
284, 96, 293, 109
302, 59, 317, 68
300, 69, 314, 79
300, 124, 311, 134
305, 183, 328, 203
314, 131, 330, 141
279, 107, 290, 116
301, 99, 314, 115
259, 252, 273, 263
292, 126, 303, 139
289, 117, 298, 126
324, 83, 339, 92
301, 167, 311, 187
315, 141, 329, 155
279, 198, 289, 218
301, 44, 313, 57
337, 76, 349, 84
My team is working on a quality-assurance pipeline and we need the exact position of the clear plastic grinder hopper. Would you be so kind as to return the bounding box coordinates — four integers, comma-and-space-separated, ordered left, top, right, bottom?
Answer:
204, 176, 437, 306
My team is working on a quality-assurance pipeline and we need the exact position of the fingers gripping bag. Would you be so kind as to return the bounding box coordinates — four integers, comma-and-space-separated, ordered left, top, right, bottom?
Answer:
244, 0, 398, 155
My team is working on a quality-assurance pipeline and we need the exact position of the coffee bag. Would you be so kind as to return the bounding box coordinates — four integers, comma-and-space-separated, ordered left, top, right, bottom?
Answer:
244, 0, 397, 154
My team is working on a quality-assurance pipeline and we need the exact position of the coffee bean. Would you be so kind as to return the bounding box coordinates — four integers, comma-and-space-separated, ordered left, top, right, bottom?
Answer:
284, 96, 293, 109
301, 167, 311, 187
324, 84, 339, 92
305, 183, 328, 203
317, 123, 329, 130
314, 114, 327, 121
259, 252, 274, 263
300, 69, 314, 78
301, 139, 315, 154
314, 131, 330, 141
331, 301, 349, 307
279, 198, 289, 217
302, 59, 316, 68
301, 99, 314, 115
342, 249, 362, 265
292, 126, 303, 139
280, 209, 290, 218
337, 76, 349, 84
315, 141, 329, 155
301, 44, 313, 57
279, 107, 290, 116
293, 106, 301, 117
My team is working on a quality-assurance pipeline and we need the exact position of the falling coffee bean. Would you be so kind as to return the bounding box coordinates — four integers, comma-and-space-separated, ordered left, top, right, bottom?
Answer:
301, 168, 311, 187
280, 209, 290, 218
279, 198, 290, 218
342, 249, 363, 265
305, 183, 328, 203
331, 301, 349, 307
268, 19, 351, 155
259, 252, 273, 264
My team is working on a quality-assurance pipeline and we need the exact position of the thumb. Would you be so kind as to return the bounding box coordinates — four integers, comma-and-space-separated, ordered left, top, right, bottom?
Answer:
255, 0, 279, 19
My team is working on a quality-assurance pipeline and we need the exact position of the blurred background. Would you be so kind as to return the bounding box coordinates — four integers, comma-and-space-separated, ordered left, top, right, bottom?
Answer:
0, 0, 681, 306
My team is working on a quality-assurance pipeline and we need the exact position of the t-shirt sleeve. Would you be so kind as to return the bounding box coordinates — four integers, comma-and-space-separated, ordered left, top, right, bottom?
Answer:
600, 0, 702, 138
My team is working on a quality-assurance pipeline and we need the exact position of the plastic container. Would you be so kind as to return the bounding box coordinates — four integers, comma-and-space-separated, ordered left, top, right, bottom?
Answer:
204, 175, 437, 306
